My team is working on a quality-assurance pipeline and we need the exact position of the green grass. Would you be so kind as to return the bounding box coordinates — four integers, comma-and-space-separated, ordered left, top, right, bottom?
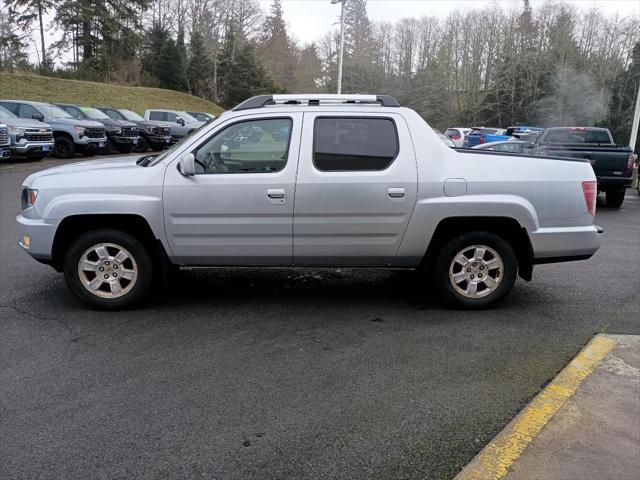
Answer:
0, 73, 224, 116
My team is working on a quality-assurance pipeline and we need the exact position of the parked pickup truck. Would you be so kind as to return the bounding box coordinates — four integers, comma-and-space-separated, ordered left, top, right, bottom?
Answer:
144, 109, 205, 142
0, 104, 54, 160
96, 107, 173, 152
0, 123, 10, 160
17, 94, 602, 310
0, 100, 107, 159
463, 127, 508, 147
532, 127, 635, 208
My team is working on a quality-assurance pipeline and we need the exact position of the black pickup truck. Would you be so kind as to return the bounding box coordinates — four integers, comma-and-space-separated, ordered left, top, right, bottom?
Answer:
532, 127, 635, 208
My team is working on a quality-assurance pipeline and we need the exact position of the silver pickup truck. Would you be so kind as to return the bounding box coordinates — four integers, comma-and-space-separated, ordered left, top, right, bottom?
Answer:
17, 94, 602, 310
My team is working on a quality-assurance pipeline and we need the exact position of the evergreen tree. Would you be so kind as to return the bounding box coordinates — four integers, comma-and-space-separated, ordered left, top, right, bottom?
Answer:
0, 10, 29, 70
187, 29, 213, 98
4, 0, 56, 70
259, 0, 296, 91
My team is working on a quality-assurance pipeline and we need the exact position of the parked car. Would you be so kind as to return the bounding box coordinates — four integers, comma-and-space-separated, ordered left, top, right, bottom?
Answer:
471, 140, 533, 154
444, 127, 471, 147
0, 123, 10, 160
435, 130, 456, 148
55, 104, 139, 154
96, 107, 173, 152
531, 127, 634, 208
0, 100, 106, 159
463, 127, 509, 147
0, 104, 54, 160
143, 109, 205, 142
16, 94, 602, 310
186, 111, 216, 122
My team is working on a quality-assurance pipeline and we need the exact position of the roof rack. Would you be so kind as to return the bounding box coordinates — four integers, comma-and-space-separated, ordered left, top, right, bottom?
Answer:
232, 94, 400, 111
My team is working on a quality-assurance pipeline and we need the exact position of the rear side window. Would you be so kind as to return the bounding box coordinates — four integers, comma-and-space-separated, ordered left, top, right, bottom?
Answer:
544, 129, 612, 144
149, 111, 166, 121
313, 117, 398, 171
445, 128, 461, 139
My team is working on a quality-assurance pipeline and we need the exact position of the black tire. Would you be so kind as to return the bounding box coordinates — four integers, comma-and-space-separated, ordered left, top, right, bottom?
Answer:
605, 189, 625, 208
54, 136, 75, 159
433, 231, 517, 309
134, 134, 149, 153
63, 229, 154, 310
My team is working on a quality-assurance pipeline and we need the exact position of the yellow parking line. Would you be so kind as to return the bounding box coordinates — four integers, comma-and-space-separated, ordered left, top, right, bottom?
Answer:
455, 335, 617, 480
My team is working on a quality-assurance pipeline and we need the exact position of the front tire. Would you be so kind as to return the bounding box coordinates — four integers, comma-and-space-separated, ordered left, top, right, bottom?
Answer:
63, 229, 153, 309
54, 136, 75, 159
434, 231, 517, 309
605, 189, 625, 208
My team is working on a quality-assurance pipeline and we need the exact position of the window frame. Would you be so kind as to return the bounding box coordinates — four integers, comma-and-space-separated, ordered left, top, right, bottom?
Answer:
312, 116, 400, 173
190, 116, 295, 176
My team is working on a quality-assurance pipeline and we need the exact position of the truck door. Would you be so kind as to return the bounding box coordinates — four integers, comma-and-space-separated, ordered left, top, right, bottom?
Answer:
293, 112, 418, 266
162, 113, 302, 265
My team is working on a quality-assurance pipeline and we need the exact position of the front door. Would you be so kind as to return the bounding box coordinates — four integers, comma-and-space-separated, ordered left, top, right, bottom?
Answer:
163, 113, 301, 265
293, 113, 418, 266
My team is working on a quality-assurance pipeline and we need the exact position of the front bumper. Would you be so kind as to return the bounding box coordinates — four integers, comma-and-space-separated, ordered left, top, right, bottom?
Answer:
77, 136, 107, 147
13, 141, 55, 155
147, 135, 173, 146
530, 224, 603, 264
111, 135, 141, 146
597, 175, 633, 191
16, 214, 58, 261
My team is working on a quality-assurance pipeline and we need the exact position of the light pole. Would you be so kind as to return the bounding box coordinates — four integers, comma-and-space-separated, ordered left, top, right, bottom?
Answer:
331, 0, 346, 94
630, 81, 640, 151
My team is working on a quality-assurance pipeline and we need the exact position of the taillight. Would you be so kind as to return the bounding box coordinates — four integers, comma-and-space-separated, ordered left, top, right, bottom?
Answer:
626, 153, 636, 170
479, 134, 485, 144
450, 133, 461, 140
582, 181, 597, 216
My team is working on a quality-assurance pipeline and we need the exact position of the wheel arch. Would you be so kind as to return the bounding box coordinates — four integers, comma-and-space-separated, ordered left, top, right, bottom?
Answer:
51, 214, 169, 272
421, 216, 534, 281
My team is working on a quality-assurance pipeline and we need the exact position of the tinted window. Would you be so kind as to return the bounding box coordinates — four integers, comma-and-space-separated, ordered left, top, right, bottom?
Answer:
0, 102, 18, 114
313, 117, 398, 171
193, 118, 292, 174
18, 103, 41, 119
102, 109, 124, 120
544, 129, 612, 144
149, 111, 166, 121
62, 106, 84, 119
445, 128, 461, 139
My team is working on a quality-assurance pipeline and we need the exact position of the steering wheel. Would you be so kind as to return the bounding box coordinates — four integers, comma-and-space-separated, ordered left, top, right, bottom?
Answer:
207, 151, 229, 173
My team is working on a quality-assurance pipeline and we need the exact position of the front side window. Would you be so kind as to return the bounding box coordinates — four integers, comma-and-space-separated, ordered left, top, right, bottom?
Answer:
149, 111, 166, 121
313, 117, 398, 171
18, 103, 41, 119
193, 118, 292, 174
166, 112, 179, 123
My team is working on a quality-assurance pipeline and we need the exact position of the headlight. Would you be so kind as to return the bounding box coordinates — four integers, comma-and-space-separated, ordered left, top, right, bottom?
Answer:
9, 125, 26, 137
21, 187, 38, 210
111, 128, 122, 134
74, 125, 85, 136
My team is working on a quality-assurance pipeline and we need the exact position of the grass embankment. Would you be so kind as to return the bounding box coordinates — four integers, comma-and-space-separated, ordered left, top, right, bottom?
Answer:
0, 73, 224, 116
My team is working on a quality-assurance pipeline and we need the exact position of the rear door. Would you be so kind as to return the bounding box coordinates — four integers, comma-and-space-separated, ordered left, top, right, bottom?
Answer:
163, 113, 301, 265
293, 112, 418, 266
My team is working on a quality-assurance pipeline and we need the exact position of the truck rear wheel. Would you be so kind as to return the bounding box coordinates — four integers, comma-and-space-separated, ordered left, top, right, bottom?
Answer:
63, 229, 153, 310
434, 231, 517, 309
605, 189, 625, 208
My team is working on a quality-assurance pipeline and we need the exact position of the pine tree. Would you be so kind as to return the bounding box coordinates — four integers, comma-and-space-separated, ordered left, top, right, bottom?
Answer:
5, 0, 56, 70
188, 30, 214, 98
259, 0, 296, 91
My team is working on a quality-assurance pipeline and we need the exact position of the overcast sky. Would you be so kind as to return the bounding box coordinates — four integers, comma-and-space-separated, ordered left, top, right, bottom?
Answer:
258, 0, 640, 45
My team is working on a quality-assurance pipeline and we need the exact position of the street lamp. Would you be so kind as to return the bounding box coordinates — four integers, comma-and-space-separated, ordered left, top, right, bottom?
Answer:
331, 0, 346, 94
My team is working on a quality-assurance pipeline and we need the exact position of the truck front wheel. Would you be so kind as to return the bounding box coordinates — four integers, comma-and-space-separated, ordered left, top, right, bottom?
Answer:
433, 231, 517, 309
63, 229, 153, 310
605, 189, 625, 208
54, 136, 75, 159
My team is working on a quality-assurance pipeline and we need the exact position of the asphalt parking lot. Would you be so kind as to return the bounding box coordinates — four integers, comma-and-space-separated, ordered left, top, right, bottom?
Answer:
1, 157, 639, 480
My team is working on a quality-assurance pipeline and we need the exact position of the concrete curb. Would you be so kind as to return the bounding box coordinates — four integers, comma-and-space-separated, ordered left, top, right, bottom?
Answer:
454, 334, 617, 480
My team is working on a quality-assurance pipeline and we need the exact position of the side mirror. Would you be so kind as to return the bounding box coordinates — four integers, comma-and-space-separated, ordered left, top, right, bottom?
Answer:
178, 153, 196, 176
176, 116, 185, 126
32, 113, 44, 121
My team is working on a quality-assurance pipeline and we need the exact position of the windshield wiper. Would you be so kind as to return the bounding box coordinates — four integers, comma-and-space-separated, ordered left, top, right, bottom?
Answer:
136, 154, 158, 167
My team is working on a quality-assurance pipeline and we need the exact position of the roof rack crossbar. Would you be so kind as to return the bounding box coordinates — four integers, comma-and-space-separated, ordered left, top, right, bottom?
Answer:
232, 94, 400, 111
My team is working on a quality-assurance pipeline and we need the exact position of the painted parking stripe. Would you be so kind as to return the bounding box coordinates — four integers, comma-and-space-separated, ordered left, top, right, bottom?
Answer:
454, 335, 617, 480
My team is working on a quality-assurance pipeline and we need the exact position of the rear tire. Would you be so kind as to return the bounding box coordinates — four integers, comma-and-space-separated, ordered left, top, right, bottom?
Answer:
605, 189, 625, 208
54, 136, 75, 159
433, 231, 517, 309
63, 229, 154, 310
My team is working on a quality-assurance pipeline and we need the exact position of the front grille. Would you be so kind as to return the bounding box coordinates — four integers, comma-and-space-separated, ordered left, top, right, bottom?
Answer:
85, 127, 106, 138
0, 126, 8, 145
159, 126, 170, 135
24, 129, 53, 142
120, 126, 138, 137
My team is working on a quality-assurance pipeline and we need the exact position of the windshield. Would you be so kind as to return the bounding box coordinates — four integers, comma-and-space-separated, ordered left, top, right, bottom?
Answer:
39, 104, 73, 119
80, 107, 110, 120
179, 111, 199, 122
0, 105, 16, 119
120, 109, 144, 121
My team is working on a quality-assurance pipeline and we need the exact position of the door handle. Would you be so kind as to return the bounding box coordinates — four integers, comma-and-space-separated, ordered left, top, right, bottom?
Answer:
387, 187, 406, 198
267, 189, 285, 199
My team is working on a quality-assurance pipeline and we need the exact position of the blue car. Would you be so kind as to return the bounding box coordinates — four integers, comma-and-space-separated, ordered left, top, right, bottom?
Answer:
464, 127, 508, 147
